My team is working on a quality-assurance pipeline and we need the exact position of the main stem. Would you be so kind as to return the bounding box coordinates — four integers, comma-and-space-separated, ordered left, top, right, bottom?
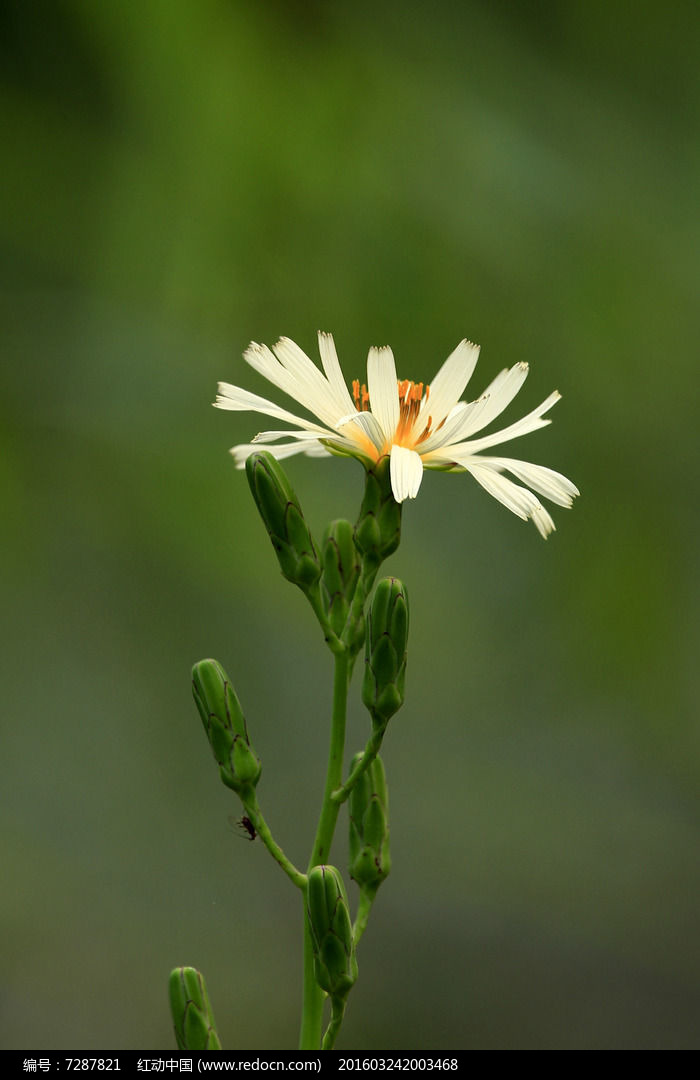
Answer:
298, 648, 350, 1050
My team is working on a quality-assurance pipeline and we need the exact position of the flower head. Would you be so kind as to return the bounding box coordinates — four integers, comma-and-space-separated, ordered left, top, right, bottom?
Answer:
215, 333, 579, 537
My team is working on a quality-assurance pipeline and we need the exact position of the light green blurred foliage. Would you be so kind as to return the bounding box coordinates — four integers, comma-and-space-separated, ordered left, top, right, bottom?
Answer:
1, 0, 699, 1051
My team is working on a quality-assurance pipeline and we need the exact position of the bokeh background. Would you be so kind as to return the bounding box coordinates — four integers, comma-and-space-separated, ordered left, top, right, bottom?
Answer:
2, 0, 699, 1052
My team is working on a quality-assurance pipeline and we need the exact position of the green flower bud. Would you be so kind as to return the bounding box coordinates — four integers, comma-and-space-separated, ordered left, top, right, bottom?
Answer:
192, 659, 261, 794
245, 451, 321, 591
307, 865, 358, 1001
349, 753, 391, 890
169, 966, 221, 1051
321, 519, 362, 644
354, 457, 402, 568
362, 578, 409, 728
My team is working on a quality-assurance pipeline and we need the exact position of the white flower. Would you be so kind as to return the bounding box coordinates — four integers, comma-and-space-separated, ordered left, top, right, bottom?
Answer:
215, 332, 579, 538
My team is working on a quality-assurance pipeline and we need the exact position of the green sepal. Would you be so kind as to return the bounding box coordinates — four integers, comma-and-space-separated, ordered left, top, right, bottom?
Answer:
362, 578, 409, 728
192, 659, 262, 794
349, 753, 391, 890
245, 451, 321, 591
307, 865, 358, 1001
370, 635, 400, 689
169, 966, 222, 1051
321, 519, 363, 647
354, 457, 402, 569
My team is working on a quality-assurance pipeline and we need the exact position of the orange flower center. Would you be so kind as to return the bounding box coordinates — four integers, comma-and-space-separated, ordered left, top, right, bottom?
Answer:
352, 378, 435, 448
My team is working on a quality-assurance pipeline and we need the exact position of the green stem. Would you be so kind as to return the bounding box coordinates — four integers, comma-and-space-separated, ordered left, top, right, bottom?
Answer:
305, 584, 344, 656
298, 648, 350, 1050
331, 728, 384, 805
352, 888, 377, 947
310, 650, 350, 864
243, 795, 306, 890
299, 901, 325, 1050
342, 566, 376, 678
321, 998, 346, 1051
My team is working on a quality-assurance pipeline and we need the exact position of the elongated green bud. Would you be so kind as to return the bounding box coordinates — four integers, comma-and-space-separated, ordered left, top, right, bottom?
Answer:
307, 865, 358, 1000
354, 457, 402, 568
362, 578, 409, 728
192, 659, 261, 795
245, 451, 321, 591
349, 752, 391, 891
321, 519, 363, 646
169, 966, 221, 1051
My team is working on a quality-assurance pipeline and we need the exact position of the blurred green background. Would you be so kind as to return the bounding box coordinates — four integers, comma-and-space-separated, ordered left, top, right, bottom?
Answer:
2, 0, 699, 1052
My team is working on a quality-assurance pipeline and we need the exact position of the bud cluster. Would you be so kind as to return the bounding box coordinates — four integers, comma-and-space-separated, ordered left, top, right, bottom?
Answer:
185, 448, 412, 1051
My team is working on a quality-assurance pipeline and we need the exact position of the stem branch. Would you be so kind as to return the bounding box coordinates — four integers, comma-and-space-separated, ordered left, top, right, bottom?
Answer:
243, 795, 306, 890
331, 728, 384, 805
352, 888, 377, 947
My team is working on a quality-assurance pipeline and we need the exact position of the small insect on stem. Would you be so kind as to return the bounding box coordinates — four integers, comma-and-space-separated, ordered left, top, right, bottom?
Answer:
228, 814, 257, 842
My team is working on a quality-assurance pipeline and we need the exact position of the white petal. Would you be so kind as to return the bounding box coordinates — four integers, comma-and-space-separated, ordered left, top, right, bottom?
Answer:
474, 457, 579, 507
245, 343, 345, 432
317, 332, 356, 416
230, 440, 331, 468
214, 382, 331, 434
419, 340, 480, 428
367, 345, 399, 442
467, 363, 530, 433
244, 341, 334, 424
272, 337, 342, 428
390, 445, 424, 502
530, 505, 557, 539
422, 362, 528, 449
251, 428, 332, 444
444, 391, 561, 454
244, 342, 299, 399
419, 393, 492, 453
335, 408, 386, 452
465, 461, 556, 538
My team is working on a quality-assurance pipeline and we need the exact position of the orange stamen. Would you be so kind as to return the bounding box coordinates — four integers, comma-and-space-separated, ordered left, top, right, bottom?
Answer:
395, 379, 431, 446
352, 380, 370, 411
351, 376, 433, 447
